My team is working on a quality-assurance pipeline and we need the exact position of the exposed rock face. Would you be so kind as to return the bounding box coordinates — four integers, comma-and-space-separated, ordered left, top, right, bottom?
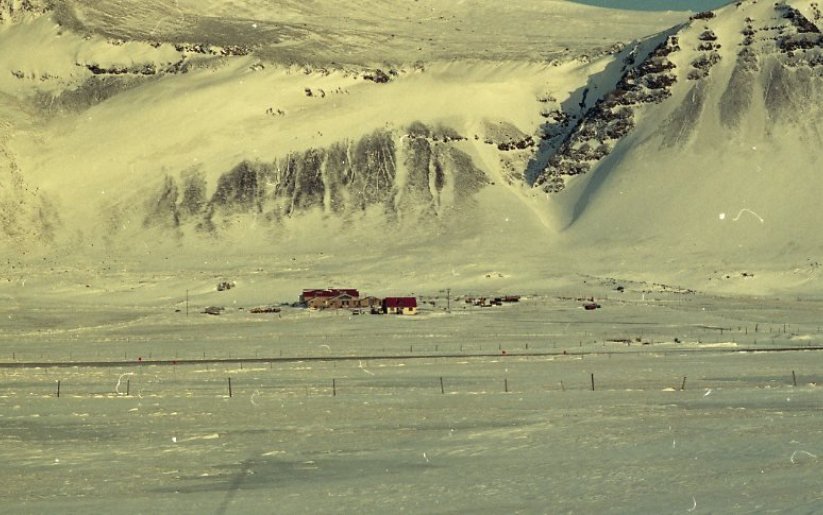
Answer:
35, 76, 153, 114
0, 0, 50, 23
9, 0, 823, 254
688, 30, 721, 81
176, 168, 206, 218
750, 3, 823, 123
719, 53, 756, 128
139, 124, 489, 235
532, 1, 823, 194
533, 33, 681, 193
172, 43, 250, 57
84, 61, 186, 76
482, 121, 534, 151
143, 175, 180, 229
661, 81, 707, 147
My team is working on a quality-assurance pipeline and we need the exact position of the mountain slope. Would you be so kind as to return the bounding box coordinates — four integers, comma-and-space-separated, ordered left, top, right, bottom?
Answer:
0, 1, 682, 259
528, 0, 823, 287
57, 0, 685, 63
2, 1, 822, 293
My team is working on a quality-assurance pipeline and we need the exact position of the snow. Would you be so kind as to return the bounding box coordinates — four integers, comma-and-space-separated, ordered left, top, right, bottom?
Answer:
3, 289, 823, 513
4, 273, 823, 512
1, 1, 817, 294
2, 1, 823, 511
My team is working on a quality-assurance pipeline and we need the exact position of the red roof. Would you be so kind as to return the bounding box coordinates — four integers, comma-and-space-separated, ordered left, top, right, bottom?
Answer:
303, 289, 360, 299
383, 297, 417, 309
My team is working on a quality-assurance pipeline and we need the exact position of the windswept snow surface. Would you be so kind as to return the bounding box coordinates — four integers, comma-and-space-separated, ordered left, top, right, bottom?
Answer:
3, 282, 823, 513
5, 352, 823, 514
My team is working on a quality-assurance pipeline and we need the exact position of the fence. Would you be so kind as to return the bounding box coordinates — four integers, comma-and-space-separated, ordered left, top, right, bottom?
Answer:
1, 357, 819, 400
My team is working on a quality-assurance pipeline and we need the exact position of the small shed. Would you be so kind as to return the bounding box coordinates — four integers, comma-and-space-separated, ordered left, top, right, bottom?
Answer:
357, 296, 383, 309
383, 297, 418, 315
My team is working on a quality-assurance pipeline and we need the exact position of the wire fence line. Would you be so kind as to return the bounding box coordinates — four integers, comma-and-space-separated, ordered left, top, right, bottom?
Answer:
2, 340, 823, 370
2, 366, 819, 399
4, 340, 823, 400
2, 320, 820, 365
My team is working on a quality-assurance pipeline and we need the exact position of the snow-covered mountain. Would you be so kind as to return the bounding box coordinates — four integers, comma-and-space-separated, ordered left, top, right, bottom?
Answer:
0, 0, 821, 292
533, 0, 823, 281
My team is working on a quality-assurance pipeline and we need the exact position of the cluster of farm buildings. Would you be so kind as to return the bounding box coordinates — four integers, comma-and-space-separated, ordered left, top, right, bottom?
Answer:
300, 289, 418, 315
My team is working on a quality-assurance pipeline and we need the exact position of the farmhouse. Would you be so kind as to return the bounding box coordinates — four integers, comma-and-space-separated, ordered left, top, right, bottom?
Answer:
300, 289, 360, 308
306, 293, 359, 310
383, 297, 418, 315
299, 289, 417, 314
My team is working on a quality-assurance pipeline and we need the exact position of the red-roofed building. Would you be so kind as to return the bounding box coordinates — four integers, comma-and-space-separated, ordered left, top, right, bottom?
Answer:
383, 297, 418, 315
300, 289, 360, 306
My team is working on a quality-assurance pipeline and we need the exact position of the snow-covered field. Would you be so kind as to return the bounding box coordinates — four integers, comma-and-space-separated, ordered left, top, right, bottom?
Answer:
3, 275, 823, 513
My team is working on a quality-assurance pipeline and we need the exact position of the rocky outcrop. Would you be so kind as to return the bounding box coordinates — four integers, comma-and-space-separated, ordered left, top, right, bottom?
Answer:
138, 123, 489, 235
720, 51, 757, 128
178, 168, 208, 218
0, 0, 50, 23
83, 61, 187, 76
688, 30, 721, 80
34, 75, 153, 113
690, 11, 716, 21
363, 69, 392, 83
744, 3, 823, 122
142, 175, 180, 229
774, 4, 823, 63
532, 1, 823, 194
482, 121, 534, 151
780, 4, 821, 34
533, 34, 680, 193
173, 42, 251, 57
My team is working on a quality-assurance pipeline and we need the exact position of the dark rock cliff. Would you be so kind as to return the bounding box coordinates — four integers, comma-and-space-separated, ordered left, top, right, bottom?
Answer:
139, 123, 489, 235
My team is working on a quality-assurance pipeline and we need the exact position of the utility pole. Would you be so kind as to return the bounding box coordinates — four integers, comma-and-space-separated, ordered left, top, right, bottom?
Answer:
186, 289, 189, 317
446, 288, 451, 313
